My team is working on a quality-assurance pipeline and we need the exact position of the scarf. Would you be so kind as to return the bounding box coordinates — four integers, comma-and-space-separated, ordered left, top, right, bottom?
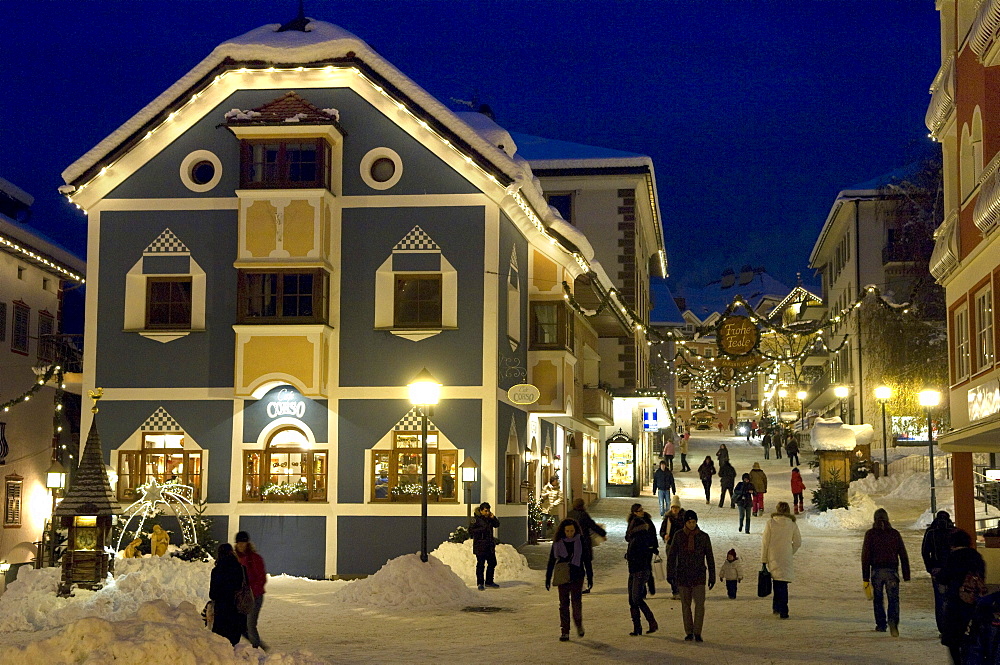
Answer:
554, 534, 583, 567
683, 524, 699, 552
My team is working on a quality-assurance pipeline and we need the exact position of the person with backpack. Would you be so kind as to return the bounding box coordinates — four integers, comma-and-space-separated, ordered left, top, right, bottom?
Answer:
938, 529, 986, 664
718, 459, 737, 508
698, 456, 716, 505
861, 509, 910, 636
749, 462, 768, 516
790, 468, 806, 514
922, 510, 959, 637
734, 473, 755, 534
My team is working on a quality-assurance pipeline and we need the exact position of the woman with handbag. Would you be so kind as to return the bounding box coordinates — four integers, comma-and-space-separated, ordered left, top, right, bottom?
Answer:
566, 498, 607, 593
761, 501, 802, 619
210, 543, 248, 645
545, 518, 586, 642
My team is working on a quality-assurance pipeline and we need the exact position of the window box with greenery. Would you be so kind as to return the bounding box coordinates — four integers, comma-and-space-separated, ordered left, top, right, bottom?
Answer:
237, 269, 329, 324
240, 139, 332, 190
243, 448, 327, 502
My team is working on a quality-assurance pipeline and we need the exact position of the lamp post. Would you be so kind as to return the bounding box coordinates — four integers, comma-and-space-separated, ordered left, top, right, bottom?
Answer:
919, 389, 942, 514
408, 368, 441, 563
796, 390, 807, 431
460, 456, 479, 519
45, 459, 67, 567
834, 385, 850, 423
875, 386, 892, 478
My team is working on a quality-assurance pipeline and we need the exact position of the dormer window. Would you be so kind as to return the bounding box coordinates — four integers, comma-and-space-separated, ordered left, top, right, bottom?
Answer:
240, 139, 331, 190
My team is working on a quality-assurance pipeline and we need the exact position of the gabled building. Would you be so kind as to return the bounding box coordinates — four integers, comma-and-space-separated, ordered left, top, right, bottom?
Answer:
0, 177, 86, 570
926, 0, 1000, 539
59, 17, 664, 576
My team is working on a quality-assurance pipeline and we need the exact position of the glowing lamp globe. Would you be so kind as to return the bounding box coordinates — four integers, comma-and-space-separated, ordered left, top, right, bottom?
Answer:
408, 369, 441, 406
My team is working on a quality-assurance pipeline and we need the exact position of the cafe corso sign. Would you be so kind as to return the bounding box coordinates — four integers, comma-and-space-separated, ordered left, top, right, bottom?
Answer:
717, 315, 759, 357
266, 389, 307, 419
508, 384, 541, 405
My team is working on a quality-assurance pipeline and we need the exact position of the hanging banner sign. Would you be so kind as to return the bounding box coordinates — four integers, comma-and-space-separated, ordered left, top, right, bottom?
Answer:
717, 315, 759, 357
508, 384, 541, 405
266, 389, 306, 419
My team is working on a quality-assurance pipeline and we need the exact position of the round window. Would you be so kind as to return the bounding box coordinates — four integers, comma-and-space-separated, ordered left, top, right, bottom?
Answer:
190, 160, 216, 185
370, 157, 396, 183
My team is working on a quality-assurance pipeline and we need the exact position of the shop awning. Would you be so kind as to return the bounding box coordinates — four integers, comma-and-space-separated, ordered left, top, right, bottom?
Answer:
938, 414, 1000, 453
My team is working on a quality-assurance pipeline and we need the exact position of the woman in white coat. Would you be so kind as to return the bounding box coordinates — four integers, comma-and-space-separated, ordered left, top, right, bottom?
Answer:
761, 501, 801, 619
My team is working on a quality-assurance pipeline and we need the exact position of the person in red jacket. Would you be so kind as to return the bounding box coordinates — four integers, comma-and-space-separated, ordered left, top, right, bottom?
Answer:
790, 468, 806, 514
235, 530, 268, 650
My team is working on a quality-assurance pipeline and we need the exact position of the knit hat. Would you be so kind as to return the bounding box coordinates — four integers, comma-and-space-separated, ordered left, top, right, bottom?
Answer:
670, 495, 681, 508
235, 531, 250, 543
727, 548, 737, 559
684, 510, 698, 522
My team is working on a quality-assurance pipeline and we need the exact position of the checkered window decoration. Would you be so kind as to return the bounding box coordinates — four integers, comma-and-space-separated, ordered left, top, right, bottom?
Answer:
142, 407, 182, 432
144, 228, 190, 254
393, 226, 440, 252
393, 407, 439, 432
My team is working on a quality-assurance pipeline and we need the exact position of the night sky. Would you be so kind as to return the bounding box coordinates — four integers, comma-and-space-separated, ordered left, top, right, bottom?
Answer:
1, 0, 940, 290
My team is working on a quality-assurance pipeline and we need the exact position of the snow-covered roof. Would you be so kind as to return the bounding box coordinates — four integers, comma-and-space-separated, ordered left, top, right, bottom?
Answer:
508, 132, 645, 165
0, 176, 33, 207
810, 417, 873, 451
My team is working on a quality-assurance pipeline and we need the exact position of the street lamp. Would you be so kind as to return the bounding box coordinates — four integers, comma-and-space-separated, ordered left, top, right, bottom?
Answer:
834, 385, 850, 423
0, 559, 9, 594
796, 390, 807, 430
45, 459, 68, 567
875, 386, 892, 478
460, 456, 479, 519
408, 368, 441, 563
919, 389, 942, 514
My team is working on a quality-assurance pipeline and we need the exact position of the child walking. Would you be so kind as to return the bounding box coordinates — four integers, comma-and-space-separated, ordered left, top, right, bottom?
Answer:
791, 467, 806, 514
719, 548, 743, 599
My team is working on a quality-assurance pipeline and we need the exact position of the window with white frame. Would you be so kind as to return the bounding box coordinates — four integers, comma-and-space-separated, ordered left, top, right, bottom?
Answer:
117, 432, 203, 502
677, 397, 686, 410
124, 229, 206, 341
975, 286, 994, 372
244, 426, 328, 502
719, 399, 728, 412
954, 305, 970, 381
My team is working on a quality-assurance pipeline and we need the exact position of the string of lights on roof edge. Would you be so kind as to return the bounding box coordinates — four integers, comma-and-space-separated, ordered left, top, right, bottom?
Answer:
0, 234, 85, 283
1, 364, 75, 463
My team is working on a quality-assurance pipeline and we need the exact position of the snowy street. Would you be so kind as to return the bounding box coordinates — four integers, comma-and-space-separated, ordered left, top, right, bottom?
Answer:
2, 430, 955, 664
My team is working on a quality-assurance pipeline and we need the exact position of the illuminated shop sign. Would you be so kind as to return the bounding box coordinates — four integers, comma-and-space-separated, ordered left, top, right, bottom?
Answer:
968, 379, 1000, 422
607, 441, 634, 485
643, 408, 660, 431
266, 389, 306, 419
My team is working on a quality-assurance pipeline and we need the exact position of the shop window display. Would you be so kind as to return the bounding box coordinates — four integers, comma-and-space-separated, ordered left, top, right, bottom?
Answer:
372, 431, 457, 502
117, 433, 202, 502
243, 427, 327, 501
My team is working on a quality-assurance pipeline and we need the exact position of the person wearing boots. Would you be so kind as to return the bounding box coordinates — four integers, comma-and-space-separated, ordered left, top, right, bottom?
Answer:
749, 463, 768, 516
545, 518, 586, 641
470, 502, 500, 590
786, 432, 801, 467
625, 504, 659, 636
790, 468, 806, 514
861, 508, 910, 636
667, 510, 715, 642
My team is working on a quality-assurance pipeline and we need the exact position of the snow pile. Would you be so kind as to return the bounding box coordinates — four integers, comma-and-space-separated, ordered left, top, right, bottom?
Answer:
332, 553, 480, 610
807, 492, 882, 530
0, 600, 326, 665
810, 417, 859, 451
0, 556, 210, 632
911, 503, 956, 530
850, 472, 907, 497
429, 541, 534, 585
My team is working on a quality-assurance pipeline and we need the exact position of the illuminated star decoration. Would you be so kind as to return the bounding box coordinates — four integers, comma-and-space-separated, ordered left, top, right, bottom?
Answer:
116, 477, 199, 552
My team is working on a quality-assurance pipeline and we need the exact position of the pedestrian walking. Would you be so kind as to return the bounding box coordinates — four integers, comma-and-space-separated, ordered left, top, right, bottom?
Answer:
761, 431, 772, 459
716, 443, 730, 467
566, 497, 607, 593
717, 422, 724, 433
679, 430, 691, 471
790, 467, 806, 514
749, 462, 768, 516
698, 457, 716, 505
470, 502, 500, 590
662, 437, 676, 471
652, 460, 676, 516
861, 508, 910, 636
774, 428, 783, 459
660, 496, 685, 598
545, 518, 586, 641
719, 548, 743, 599
786, 432, 800, 467
728, 416, 735, 431
760, 502, 801, 619
965, 589, 1000, 664
234, 531, 268, 650
209, 543, 247, 646
938, 529, 986, 664
750, 419, 759, 439
625, 504, 659, 636
718, 459, 737, 508
667, 510, 715, 642
922, 510, 958, 637
734, 473, 755, 533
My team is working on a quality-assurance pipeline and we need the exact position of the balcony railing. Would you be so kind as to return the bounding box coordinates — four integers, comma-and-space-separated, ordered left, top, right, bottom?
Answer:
971, 0, 1000, 63
973, 159, 1000, 235
930, 209, 960, 281
924, 54, 955, 137
35, 334, 84, 373
882, 240, 934, 265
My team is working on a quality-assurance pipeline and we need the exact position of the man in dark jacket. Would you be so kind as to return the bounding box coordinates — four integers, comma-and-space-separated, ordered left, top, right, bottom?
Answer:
922, 510, 958, 636
652, 460, 676, 516
761, 432, 772, 459
667, 510, 715, 642
469, 502, 500, 590
786, 433, 800, 467
861, 508, 910, 636
718, 460, 737, 508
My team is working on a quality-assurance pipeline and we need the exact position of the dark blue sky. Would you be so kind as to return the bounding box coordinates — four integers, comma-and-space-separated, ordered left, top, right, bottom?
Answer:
1, 0, 940, 289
